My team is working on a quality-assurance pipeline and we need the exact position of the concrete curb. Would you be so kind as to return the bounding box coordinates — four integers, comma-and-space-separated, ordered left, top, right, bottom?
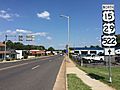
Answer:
53, 57, 66, 90
65, 57, 68, 90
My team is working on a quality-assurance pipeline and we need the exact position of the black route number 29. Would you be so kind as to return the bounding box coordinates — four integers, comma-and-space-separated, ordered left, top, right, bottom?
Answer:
103, 23, 115, 34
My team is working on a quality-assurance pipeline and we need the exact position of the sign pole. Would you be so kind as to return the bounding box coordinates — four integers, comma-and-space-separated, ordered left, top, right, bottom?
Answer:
108, 47, 112, 83
102, 4, 116, 83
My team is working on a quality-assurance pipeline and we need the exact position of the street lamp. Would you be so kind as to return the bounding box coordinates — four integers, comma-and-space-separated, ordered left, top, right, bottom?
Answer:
4, 35, 16, 60
4, 35, 7, 60
60, 15, 70, 61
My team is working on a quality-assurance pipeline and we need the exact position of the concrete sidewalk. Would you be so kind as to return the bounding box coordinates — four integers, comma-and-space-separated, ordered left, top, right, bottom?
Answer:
66, 58, 116, 90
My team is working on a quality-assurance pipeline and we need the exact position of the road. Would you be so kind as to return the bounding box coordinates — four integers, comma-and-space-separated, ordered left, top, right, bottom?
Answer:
0, 55, 64, 90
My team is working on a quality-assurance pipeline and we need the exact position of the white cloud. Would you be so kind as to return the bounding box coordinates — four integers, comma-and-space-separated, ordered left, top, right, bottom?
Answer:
14, 13, 20, 17
99, 39, 101, 42
32, 32, 48, 37
59, 44, 65, 46
6, 30, 12, 33
58, 44, 66, 47
46, 36, 52, 40
0, 9, 20, 21
5, 30, 17, 35
16, 29, 32, 33
95, 28, 101, 31
37, 11, 50, 20
96, 37, 99, 39
0, 10, 7, 13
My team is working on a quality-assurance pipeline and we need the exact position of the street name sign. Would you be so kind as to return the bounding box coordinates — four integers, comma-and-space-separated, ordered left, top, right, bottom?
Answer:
26, 35, 35, 41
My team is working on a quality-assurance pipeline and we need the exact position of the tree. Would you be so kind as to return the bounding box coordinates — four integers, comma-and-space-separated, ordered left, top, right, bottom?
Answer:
48, 47, 55, 51
90, 45, 94, 48
3, 40, 47, 50
14, 42, 24, 50
6, 40, 14, 49
116, 34, 120, 47
24, 45, 33, 50
84, 46, 87, 48
95, 45, 100, 48
90, 45, 100, 48
38, 46, 45, 50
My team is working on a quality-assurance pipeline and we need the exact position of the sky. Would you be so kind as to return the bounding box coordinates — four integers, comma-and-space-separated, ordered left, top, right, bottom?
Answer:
0, 0, 120, 49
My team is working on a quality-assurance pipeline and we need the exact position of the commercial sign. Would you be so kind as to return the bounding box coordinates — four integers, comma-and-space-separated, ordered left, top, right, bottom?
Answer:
26, 35, 35, 41
18, 35, 23, 41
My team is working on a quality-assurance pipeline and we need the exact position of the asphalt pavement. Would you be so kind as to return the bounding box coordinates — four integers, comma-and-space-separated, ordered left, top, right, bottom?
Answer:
0, 55, 64, 90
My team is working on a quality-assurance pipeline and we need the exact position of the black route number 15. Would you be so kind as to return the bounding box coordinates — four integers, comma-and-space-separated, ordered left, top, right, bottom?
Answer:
103, 11, 114, 22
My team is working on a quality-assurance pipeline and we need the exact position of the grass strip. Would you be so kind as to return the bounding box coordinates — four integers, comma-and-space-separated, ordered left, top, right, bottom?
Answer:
76, 64, 120, 90
67, 74, 92, 90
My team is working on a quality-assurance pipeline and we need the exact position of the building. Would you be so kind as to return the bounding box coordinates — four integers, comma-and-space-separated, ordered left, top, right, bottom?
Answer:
0, 42, 10, 60
0, 42, 18, 60
29, 50, 46, 56
69, 47, 104, 55
16, 50, 23, 59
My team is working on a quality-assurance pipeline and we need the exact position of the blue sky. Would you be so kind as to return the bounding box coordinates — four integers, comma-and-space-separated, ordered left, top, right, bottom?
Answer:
0, 0, 120, 49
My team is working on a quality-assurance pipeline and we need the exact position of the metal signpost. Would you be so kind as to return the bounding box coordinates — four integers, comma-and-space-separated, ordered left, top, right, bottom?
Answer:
102, 4, 117, 83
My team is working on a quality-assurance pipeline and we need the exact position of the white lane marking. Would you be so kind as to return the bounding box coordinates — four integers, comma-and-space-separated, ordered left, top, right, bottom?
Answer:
49, 60, 52, 62
32, 65, 40, 70
0, 63, 29, 71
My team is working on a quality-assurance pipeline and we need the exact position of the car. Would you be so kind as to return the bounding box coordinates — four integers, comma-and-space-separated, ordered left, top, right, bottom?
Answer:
81, 54, 104, 63
115, 49, 120, 55
6, 55, 11, 61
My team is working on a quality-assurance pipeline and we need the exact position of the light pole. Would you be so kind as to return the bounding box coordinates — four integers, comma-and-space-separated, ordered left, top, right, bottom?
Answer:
4, 35, 16, 60
4, 35, 7, 60
60, 15, 70, 60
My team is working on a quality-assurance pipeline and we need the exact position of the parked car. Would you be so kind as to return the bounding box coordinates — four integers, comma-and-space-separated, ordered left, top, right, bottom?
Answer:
6, 55, 11, 61
115, 56, 120, 63
115, 49, 120, 55
81, 54, 104, 63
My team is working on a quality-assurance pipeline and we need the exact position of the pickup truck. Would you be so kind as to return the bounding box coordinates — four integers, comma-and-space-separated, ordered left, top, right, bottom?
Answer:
82, 54, 104, 63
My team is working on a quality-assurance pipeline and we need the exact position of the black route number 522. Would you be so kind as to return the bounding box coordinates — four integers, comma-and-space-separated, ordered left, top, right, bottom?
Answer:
102, 36, 117, 46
